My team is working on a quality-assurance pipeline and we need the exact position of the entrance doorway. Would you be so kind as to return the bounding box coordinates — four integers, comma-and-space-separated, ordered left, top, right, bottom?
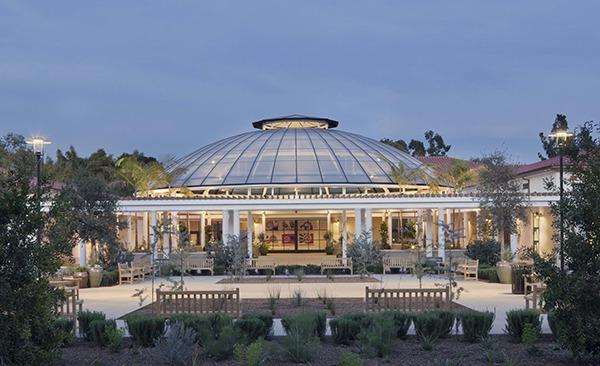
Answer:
264, 218, 327, 252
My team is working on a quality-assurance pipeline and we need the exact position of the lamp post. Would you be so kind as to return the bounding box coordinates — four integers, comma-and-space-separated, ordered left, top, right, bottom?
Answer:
26, 136, 51, 245
549, 129, 573, 271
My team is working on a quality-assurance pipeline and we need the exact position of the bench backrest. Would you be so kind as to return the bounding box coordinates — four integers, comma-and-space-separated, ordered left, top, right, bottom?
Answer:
56, 289, 78, 319
321, 257, 351, 266
365, 286, 450, 312
156, 289, 240, 317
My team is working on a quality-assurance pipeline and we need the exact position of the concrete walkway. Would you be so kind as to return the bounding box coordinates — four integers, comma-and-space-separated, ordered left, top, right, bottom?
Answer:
78, 274, 550, 335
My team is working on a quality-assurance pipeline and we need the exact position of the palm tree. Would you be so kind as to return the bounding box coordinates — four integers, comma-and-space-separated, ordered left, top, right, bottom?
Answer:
442, 160, 477, 193
385, 158, 442, 194
116, 156, 190, 197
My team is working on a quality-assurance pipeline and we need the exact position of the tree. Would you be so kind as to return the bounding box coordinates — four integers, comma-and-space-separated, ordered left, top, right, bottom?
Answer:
347, 232, 382, 278
533, 121, 600, 360
116, 156, 174, 197
538, 114, 571, 160
0, 139, 76, 364
476, 151, 528, 252
379, 138, 409, 153
424, 130, 451, 156
408, 139, 426, 156
442, 160, 476, 192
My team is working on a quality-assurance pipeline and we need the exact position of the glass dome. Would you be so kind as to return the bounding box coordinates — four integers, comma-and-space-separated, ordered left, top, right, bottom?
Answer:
168, 115, 435, 191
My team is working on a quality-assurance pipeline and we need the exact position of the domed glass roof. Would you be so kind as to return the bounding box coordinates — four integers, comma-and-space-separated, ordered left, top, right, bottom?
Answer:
169, 116, 434, 189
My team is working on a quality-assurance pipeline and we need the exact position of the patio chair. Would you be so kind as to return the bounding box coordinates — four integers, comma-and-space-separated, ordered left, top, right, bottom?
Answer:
118, 263, 135, 284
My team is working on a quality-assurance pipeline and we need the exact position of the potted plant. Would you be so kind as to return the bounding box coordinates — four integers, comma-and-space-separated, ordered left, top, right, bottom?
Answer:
323, 231, 335, 255
72, 266, 89, 288
88, 264, 104, 288
496, 251, 514, 284
257, 233, 269, 256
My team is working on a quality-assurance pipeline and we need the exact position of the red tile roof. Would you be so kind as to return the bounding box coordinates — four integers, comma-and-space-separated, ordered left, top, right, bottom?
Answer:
514, 156, 563, 176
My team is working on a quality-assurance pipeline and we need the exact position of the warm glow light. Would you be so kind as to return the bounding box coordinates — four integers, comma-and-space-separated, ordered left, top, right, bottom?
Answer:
26, 136, 52, 155
549, 130, 574, 143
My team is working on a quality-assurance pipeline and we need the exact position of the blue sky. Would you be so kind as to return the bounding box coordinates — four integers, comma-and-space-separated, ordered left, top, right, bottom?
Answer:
1, 1, 599, 163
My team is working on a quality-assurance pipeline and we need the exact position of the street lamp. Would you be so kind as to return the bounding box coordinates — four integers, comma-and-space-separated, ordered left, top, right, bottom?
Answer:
549, 129, 573, 271
26, 136, 51, 245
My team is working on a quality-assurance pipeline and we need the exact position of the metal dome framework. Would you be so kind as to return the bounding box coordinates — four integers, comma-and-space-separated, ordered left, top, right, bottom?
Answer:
165, 116, 437, 196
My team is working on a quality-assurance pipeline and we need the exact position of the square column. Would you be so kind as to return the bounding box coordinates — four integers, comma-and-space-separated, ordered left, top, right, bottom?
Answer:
510, 231, 518, 261
364, 208, 373, 235
247, 211, 253, 257
150, 211, 157, 256
79, 239, 86, 267
463, 211, 469, 246
387, 211, 393, 244
232, 209, 240, 238
200, 211, 206, 247
128, 214, 136, 251
426, 209, 433, 257
354, 208, 363, 236
342, 210, 348, 257
171, 212, 178, 251
438, 207, 446, 260
162, 212, 170, 253
222, 210, 230, 243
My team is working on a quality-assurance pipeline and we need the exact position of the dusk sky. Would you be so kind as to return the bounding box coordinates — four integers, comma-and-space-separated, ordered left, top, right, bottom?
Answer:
1, 1, 599, 164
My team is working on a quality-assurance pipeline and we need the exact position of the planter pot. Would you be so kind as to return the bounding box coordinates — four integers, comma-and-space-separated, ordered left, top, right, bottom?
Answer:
88, 267, 104, 288
72, 271, 89, 288
496, 262, 512, 284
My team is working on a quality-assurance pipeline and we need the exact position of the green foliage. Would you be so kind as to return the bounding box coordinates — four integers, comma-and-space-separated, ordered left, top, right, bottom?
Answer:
283, 315, 321, 363
338, 351, 363, 366
293, 267, 304, 281
52, 318, 75, 347
126, 314, 166, 347
465, 240, 501, 266
88, 319, 116, 347
390, 311, 412, 339
78, 310, 106, 341
0, 138, 78, 365
477, 266, 499, 282
504, 309, 541, 342
100, 269, 119, 286
357, 313, 397, 358
274, 265, 321, 275
200, 325, 242, 360
532, 121, 600, 361
522, 322, 540, 355
459, 311, 495, 342
330, 316, 362, 344
234, 338, 268, 366
155, 322, 199, 365
538, 114, 574, 160
347, 232, 382, 277
413, 311, 455, 341
432, 356, 464, 366
267, 287, 280, 316
282, 312, 326, 340
235, 313, 273, 342
104, 325, 124, 353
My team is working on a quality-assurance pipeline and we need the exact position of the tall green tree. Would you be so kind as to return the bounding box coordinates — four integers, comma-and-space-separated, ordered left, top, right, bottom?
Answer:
442, 160, 476, 193
379, 138, 409, 153
424, 130, 451, 156
0, 135, 77, 364
533, 121, 600, 360
381, 130, 450, 157
476, 151, 528, 250
538, 114, 574, 160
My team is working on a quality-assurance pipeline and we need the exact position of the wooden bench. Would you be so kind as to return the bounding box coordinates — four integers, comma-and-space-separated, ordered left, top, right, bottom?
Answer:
524, 278, 546, 311
54, 287, 83, 332
365, 286, 450, 312
156, 288, 240, 318
118, 263, 143, 284
456, 259, 479, 280
245, 257, 276, 275
383, 256, 416, 274
132, 252, 155, 277
321, 257, 353, 275
187, 254, 214, 275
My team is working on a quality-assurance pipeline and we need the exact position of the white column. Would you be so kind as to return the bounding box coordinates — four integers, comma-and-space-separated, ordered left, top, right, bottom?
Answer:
364, 208, 372, 236
79, 239, 86, 267
438, 207, 446, 260
446, 209, 453, 249
417, 209, 423, 247
128, 214, 135, 251
261, 212, 266, 234
463, 211, 469, 246
200, 212, 206, 247
426, 209, 433, 257
326, 211, 331, 232
232, 209, 240, 239
354, 208, 363, 236
143, 212, 149, 250
150, 211, 157, 257
510, 231, 518, 261
247, 211, 253, 257
222, 210, 230, 243
342, 210, 348, 258
162, 212, 170, 253
387, 211, 393, 244
171, 212, 178, 251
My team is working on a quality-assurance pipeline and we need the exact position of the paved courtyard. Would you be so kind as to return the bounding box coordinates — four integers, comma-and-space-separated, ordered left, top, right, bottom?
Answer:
78, 274, 550, 335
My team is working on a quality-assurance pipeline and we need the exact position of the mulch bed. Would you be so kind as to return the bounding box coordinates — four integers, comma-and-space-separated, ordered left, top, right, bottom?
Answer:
216, 275, 380, 284
122, 297, 470, 318
53, 335, 573, 366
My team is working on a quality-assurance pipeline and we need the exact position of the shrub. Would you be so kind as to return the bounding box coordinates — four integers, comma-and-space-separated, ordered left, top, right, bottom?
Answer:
357, 313, 397, 358
200, 325, 242, 360
338, 351, 362, 366
155, 322, 199, 365
282, 311, 326, 339
126, 314, 166, 347
234, 338, 268, 366
504, 309, 541, 342
390, 311, 412, 339
465, 239, 501, 266
283, 315, 320, 363
460, 311, 495, 342
330, 316, 362, 344
100, 269, 119, 286
478, 266, 499, 282
168, 314, 209, 343
413, 311, 455, 341
105, 325, 124, 353
89, 319, 116, 347
547, 311, 558, 339
267, 287, 280, 316
347, 232, 382, 277
522, 322, 540, 355
52, 318, 75, 347
77, 310, 106, 340
235, 313, 273, 342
